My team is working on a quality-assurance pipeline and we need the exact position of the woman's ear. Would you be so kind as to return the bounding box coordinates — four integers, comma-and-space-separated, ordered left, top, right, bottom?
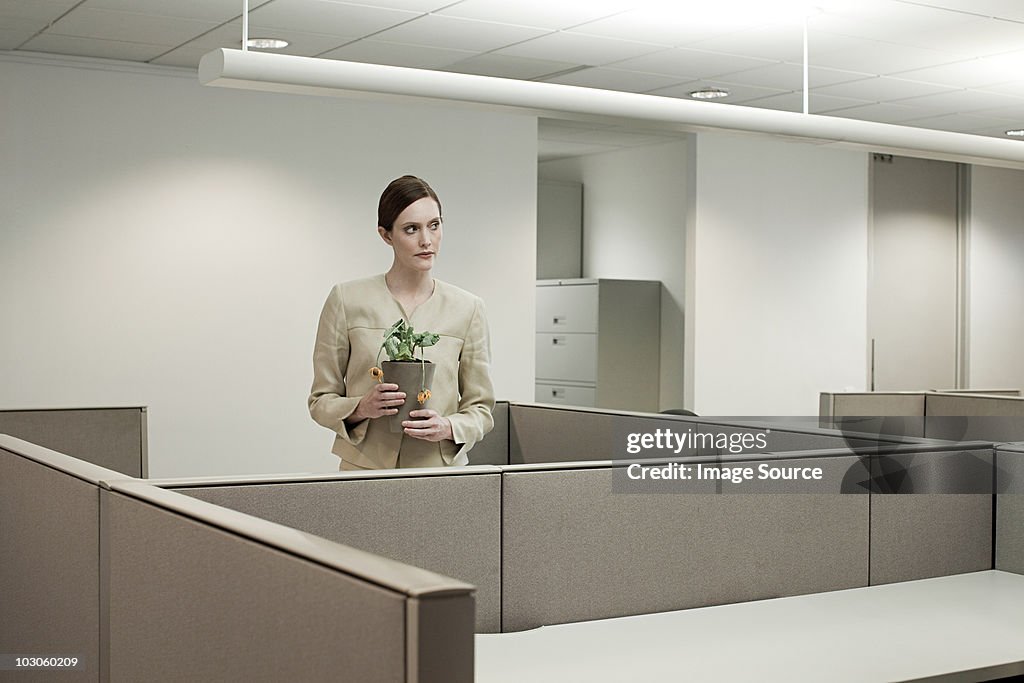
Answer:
378, 226, 392, 244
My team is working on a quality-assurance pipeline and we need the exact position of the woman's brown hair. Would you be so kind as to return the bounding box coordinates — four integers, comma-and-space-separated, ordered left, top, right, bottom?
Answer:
377, 175, 441, 231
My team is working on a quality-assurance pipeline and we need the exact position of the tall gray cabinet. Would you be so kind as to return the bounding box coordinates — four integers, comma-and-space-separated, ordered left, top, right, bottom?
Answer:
535, 278, 661, 412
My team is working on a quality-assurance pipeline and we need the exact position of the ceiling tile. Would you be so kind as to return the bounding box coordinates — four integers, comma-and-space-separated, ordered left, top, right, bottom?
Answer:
177, 22, 355, 54
687, 25, 852, 63
891, 88, 1024, 114
808, 1, 979, 43
900, 111, 1024, 133
811, 75, 959, 101
247, 0, 420, 37
648, 80, 788, 104
149, 45, 209, 69
811, 41, 960, 76
328, 0, 460, 10
47, 8, 220, 46
891, 51, 1024, 87
0, 28, 35, 50
496, 31, 666, 66
567, 9, 746, 47
904, 1, 1024, 23
895, 16, 1024, 57
538, 138, 621, 161
81, 0, 274, 23
319, 39, 474, 69
821, 101, 942, 124
442, 53, 580, 80
435, 0, 632, 31
717, 62, 872, 90
610, 47, 776, 80
20, 33, 170, 61
372, 14, 550, 52
0, 0, 82, 23
543, 66, 684, 93
739, 91, 873, 114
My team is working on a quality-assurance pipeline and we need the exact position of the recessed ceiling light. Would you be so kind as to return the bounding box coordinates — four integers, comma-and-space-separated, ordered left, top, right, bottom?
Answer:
245, 38, 289, 50
1005, 129, 1024, 137
689, 87, 730, 100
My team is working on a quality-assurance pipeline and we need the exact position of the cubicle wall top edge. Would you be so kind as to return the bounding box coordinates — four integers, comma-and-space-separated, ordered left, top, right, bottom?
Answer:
511, 402, 938, 445
0, 405, 148, 412
103, 479, 475, 599
146, 464, 504, 489
491, 441, 997, 473
0, 434, 133, 484
995, 443, 1024, 454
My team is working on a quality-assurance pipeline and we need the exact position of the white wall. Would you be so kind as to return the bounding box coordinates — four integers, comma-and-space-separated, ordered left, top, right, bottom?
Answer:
688, 133, 869, 415
969, 165, 1024, 390
0, 54, 537, 477
539, 140, 688, 410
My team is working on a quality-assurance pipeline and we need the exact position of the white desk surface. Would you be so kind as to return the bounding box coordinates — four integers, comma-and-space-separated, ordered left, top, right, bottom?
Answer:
476, 571, 1024, 683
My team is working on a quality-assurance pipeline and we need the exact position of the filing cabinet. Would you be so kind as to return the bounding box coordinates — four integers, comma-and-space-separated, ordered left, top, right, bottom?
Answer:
535, 279, 660, 412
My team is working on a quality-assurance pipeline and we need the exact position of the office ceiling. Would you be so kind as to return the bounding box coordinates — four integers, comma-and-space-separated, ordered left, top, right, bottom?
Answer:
6, 0, 1024, 159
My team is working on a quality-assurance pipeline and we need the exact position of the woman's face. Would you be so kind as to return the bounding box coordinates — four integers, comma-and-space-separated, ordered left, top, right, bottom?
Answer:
380, 197, 442, 273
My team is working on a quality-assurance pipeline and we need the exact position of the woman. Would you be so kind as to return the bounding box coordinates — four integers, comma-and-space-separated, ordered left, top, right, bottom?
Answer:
308, 175, 495, 470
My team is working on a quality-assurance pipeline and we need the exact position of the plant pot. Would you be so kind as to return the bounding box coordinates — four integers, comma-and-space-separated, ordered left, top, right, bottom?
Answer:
382, 360, 435, 433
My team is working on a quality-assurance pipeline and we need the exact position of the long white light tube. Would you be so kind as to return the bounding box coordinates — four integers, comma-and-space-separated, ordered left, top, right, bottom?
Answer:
199, 48, 1024, 169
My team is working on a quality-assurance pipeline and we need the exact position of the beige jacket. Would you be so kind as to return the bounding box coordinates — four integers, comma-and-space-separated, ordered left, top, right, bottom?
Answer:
308, 274, 495, 469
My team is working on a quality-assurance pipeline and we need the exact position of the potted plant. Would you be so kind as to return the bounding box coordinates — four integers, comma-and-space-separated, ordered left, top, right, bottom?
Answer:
369, 319, 440, 432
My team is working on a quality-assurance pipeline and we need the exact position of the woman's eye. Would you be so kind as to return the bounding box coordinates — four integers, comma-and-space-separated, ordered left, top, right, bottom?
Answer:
404, 226, 417, 234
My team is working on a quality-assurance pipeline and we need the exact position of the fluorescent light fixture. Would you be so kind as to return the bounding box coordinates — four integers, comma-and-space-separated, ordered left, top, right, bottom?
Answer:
198, 49, 1024, 169
689, 87, 730, 100
246, 38, 289, 49
1006, 129, 1024, 137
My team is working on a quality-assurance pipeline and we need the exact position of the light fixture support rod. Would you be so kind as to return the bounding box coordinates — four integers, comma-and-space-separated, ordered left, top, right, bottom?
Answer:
802, 14, 809, 115
242, 0, 249, 51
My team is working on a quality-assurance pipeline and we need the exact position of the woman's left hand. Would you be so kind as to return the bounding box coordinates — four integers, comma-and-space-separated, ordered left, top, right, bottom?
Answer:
403, 409, 453, 442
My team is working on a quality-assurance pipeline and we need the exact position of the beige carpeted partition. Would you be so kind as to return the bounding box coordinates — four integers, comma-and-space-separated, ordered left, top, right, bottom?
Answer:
868, 445, 995, 584
103, 481, 474, 682
996, 444, 1024, 576
0, 437, 118, 683
167, 468, 503, 632
0, 407, 147, 476
499, 453, 871, 632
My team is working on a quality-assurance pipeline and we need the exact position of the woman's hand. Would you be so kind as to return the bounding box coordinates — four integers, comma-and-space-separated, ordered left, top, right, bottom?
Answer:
403, 409, 453, 442
347, 383, 406, 424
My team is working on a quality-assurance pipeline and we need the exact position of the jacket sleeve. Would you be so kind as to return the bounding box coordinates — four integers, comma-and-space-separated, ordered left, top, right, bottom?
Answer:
447, 297, 495, 454
307, 284, 370, 445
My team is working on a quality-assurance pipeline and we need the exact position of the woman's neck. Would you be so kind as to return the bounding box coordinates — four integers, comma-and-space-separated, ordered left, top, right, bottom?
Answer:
385, 266, 434, 301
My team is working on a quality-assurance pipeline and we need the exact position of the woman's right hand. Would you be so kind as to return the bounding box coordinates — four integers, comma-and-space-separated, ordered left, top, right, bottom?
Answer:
347, 383, 406, 424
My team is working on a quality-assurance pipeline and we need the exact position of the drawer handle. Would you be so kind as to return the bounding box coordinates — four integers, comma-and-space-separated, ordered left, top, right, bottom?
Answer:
553, 315, 566, 325
552, 336, 567, 346
551, 388, 565, 399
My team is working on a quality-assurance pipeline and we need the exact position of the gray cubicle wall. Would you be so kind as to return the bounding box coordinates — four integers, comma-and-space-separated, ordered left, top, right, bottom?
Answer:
924, 393, 1024, 442
163, 467, 504, 633
0, 407, 147, 477
467, 401, 508, 466
500, 452, 872, 632
0, 435, 129, 683
102, 481, 474, 683
868, 444, 995, 584
509, 404, 914, 465
996, 444, 1024, 575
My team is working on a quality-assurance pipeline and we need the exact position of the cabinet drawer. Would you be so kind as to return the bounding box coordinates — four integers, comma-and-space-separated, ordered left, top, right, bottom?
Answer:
536, 284, 598, 333
536, 333, 597, 382
535, 383, 596, 407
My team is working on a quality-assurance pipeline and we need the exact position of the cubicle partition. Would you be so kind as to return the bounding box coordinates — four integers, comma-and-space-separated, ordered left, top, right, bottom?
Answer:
820, 390, 1024, 443
0, 407, 147, 476
102, 481, 474, 682
160, 468, 504, 633
0, 436, 118, 682
155, 439, 994, 633
0, 435, 476, 682
505, 403, 917, 466
996, 443, 1024, 576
